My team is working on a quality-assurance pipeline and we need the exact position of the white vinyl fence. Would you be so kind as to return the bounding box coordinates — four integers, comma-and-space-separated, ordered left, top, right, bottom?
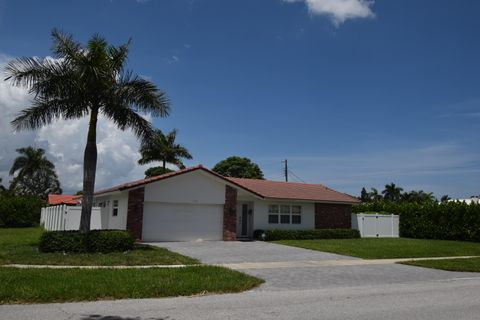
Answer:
41, 205, 102, 231
352, 213, 399, 238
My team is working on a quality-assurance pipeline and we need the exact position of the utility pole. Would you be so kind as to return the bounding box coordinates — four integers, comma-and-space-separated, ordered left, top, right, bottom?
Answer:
283, 159, 288, 182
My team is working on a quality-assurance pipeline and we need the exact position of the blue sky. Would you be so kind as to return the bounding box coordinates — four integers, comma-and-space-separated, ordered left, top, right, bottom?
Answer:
0, 0, 479, 198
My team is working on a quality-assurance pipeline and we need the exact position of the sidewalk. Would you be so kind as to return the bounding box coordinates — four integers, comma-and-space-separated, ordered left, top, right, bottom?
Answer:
3, 256, 478, 269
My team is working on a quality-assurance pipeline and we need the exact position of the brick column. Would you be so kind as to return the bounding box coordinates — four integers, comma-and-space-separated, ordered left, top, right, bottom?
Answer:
223, 185, 237, 241
127, 187, 145, 241
315, 203, 352, 229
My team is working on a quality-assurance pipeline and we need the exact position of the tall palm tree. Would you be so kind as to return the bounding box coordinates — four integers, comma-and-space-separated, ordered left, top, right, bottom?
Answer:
368, 188, 383, 201
9, 147, 62, 199
138, 129, 192, 170
382, 183, 403, 202
5, 29, 170, 232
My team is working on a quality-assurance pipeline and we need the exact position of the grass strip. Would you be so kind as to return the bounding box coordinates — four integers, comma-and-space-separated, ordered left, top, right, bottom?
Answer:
273, 238, 480, 259
401, 257, 480, 272
0, 266, 264, 304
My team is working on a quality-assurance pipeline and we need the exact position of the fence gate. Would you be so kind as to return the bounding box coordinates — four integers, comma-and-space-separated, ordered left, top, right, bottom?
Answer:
352, 213, 399, 238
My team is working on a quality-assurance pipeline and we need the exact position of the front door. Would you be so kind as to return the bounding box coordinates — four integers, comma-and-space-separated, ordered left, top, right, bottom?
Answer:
236, 202, 253, 239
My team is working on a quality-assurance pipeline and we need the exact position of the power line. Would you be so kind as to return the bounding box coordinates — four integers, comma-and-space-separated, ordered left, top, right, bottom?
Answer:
288, 169, 306, 183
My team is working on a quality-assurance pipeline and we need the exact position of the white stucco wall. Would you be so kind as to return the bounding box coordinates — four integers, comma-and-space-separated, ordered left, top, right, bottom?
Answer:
93, 192, 128, 230
253, 200, 315, 230
144, 171, 226, 205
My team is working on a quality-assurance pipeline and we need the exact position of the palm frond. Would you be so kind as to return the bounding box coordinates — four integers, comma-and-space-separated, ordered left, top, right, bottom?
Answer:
101, 105, 155, 144
51, 28, 83, 61
116, 72, 170, 117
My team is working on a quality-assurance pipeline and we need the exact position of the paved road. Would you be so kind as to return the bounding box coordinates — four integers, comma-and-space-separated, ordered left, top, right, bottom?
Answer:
1, 241, 480, 319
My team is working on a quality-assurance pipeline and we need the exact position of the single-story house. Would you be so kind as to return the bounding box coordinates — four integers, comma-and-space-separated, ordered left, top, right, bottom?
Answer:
92, 165, 360, 241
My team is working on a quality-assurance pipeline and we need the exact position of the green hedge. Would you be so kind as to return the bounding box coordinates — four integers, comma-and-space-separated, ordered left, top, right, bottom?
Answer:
39, 230, 134, 253
254, 229, 360, 241
0, 196, 44, 228
353, 201, 480, 242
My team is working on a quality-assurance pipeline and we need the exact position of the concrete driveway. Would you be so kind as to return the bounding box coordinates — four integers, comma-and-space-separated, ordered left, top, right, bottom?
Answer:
152, 241, 480, 292
153, 240, 354, 264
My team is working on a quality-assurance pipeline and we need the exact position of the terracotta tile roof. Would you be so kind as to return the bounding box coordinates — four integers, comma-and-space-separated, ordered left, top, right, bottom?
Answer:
227, 177, 361, 204
93, 165, 360, 204
48, 194, 79, 205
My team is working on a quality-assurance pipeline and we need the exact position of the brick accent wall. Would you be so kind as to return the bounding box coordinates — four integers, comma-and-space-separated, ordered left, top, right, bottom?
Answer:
315, 203, 352, 229
223, 185, 237, 241
127, 187, 145, 241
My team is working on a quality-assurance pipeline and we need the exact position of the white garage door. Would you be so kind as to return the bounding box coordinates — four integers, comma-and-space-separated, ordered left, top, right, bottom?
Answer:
142, 202, 223, 241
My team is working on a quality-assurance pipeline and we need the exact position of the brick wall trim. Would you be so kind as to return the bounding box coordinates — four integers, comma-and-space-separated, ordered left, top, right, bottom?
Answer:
223, 185, 237, 241
315, 203, 352, 229
127, 187, 145, 241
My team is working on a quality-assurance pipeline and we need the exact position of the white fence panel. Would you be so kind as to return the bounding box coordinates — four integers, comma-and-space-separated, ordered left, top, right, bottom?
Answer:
41, 205, 102, 231
352, 213, 399, 238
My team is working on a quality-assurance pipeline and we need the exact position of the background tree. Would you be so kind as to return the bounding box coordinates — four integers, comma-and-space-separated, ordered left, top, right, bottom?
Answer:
402, 190, 436, 204
212, 156, 264, 179
144, 166, 173, 178
382, 183, 403, 202
5, 29, 169, 232
0, 178, 6, 195
9, 147, 61, 199
138, 129, 192, 170
360, 187, 369, 202
440, 195, 451, 203
368, 188, 383, 201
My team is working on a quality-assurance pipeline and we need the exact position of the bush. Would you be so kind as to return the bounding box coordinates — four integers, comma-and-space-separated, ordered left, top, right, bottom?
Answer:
254, 229, 360, 241
0, 196, 44, 228
353, 201, 480, 242
39, 230, 134, 253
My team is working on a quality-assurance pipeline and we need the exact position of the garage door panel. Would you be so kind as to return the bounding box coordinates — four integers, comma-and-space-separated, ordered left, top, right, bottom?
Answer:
142, 202, 223, 241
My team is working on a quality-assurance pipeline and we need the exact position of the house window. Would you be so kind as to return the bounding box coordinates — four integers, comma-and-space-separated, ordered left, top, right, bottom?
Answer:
268, 214, 279, 224
268, 205, 279, 213
292, 205, 302, 224
268, 204, 302, 225
280, 214, 290, 224
112, 200, 119, 217
268, 204, 279, 224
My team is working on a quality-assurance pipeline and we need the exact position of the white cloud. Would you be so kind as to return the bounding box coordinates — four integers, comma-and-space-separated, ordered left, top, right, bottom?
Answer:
284, 0, 375, 25
0, 54, 154, 194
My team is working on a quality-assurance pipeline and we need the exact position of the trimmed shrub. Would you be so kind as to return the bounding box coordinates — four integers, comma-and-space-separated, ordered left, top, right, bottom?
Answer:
254, 229, 360, 241
353, 201, 480, 242
87, 230, 135, 253
0, 196, 44, 228
39, 230, 134, 253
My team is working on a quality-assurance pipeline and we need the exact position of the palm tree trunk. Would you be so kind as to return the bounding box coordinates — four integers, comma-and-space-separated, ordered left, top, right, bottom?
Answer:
163, 160, 166, 169
79, 108, 98, 233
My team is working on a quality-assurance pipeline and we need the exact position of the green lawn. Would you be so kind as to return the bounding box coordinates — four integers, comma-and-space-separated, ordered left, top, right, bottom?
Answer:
0, 266, 264, 304
0, 228, 198, 266
273, 238, 480, 259
401, 257, 480, 273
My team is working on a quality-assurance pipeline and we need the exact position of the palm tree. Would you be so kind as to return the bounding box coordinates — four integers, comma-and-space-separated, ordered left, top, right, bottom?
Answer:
138, 129, 192, 170
402, 190, 436, 203
368, 188, 383, 201
5, 30, 169, 232
9, 147, 62, 199
382, 183, 403, 202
